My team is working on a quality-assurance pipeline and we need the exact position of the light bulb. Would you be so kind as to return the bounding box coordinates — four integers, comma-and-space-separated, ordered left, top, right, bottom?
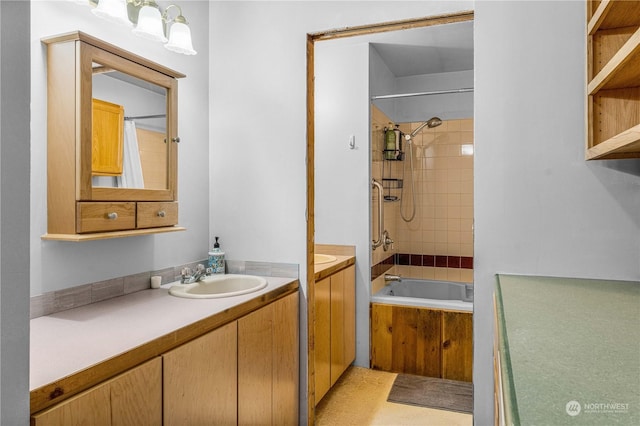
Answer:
132, 4, 167, 43
165, 22, 197, 55
91, 0, 132, 27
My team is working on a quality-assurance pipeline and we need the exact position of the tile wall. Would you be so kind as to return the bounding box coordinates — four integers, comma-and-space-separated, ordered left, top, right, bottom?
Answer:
371, 107, 474, 288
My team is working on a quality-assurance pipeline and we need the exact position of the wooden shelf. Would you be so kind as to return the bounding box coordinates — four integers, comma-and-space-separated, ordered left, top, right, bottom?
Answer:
588, 0, 640, 34
586, 123, 640, 159
42, 226, 186, 242
586, 0, 640, 160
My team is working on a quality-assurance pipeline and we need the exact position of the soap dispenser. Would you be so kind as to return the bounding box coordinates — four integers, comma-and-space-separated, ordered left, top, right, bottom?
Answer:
208, 236, 226, 274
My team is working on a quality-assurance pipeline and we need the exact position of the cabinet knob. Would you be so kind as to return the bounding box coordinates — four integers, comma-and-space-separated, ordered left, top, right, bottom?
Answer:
157, 210, 166, 217
172, 137, 181, 143
107, 212, 118, 220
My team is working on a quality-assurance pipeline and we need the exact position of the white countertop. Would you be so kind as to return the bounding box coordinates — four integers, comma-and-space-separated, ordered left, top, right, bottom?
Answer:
31, 276, 296, 391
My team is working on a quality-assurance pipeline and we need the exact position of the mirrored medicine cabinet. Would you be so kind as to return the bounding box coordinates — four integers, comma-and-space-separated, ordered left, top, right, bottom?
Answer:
41, 31, 186, 241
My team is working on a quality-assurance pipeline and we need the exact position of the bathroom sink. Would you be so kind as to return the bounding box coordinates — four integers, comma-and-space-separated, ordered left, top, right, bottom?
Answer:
169, 275, 268, 299
314, 254, 337, 264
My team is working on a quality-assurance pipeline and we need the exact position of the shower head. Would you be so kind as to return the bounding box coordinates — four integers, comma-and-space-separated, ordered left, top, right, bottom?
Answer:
406, 117, 442, 140
426, 117, 443, 128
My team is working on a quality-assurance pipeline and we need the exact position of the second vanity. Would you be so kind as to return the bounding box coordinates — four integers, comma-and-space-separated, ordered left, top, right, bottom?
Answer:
30, 276, 299, 424
313, 245, 356, 404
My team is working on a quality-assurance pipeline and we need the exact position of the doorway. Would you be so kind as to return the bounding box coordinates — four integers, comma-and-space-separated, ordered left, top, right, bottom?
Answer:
307, 11, 474, 424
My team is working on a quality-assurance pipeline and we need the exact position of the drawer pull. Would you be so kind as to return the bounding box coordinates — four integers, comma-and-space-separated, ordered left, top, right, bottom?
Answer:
157, 210, 166, 218
107, 212, 118, 220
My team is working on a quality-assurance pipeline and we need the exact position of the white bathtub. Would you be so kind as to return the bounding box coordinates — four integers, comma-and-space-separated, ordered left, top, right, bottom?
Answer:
371, 278, 473, 312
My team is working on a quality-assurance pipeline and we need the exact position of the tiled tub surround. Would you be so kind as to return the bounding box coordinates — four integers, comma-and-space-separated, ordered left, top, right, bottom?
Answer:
371, 112, 474, 285
31, 260, 298, 319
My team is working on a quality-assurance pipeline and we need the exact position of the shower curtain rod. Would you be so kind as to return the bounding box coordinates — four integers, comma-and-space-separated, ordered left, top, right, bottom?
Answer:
124, 114, 166, 121
371, 87, 474, 100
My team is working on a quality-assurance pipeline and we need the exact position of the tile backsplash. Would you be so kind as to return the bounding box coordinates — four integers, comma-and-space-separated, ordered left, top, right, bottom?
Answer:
31, 259, 298, 319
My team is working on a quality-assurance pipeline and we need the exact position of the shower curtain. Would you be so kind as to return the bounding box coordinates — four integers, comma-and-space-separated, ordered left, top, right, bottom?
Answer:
117, 120, 145, 189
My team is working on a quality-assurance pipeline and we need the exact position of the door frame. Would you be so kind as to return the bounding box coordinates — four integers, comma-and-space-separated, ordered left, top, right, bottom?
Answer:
305, 10, 474, 424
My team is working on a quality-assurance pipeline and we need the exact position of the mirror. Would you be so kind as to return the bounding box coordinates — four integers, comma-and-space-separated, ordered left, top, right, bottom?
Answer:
91, 62, 168, 190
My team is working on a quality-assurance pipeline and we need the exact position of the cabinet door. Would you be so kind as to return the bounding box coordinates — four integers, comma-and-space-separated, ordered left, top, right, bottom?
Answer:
442, 311, 473, 382
31, 383, 110, 426
163, 321, 238, 426
92, 98, 124, 176
330, 270, 344, 386
32, 359, 161, 426
314, 276, 331, 403
342, 265, 356, 372
238, 292, 299, 425
272, 292, 299, 425
111, 358, 162, 426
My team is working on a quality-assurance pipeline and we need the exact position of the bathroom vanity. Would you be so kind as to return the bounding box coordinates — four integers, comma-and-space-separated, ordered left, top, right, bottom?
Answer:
313, 248, 356, 404
30, 277, 299, 424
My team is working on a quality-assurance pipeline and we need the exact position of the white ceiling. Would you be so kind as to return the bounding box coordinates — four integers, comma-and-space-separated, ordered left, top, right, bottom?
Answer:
371, 20, 473, 77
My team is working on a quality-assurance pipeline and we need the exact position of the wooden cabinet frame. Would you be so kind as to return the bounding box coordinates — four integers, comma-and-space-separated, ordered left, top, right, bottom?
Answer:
586, 0, 640, 159
41, 31, 185, 240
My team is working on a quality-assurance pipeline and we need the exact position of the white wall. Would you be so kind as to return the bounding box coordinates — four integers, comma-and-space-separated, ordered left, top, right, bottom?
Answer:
393, 70, 474, 122
475, 1, 640, 424
30, 0, 210, 295
315, 39, 370, 368
209, 1, 474, 424
212, 2, 640, 425
373, 70, 474, 123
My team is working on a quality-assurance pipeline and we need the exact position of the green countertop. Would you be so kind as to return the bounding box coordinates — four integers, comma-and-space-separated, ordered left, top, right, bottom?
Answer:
495, 274, 640, 425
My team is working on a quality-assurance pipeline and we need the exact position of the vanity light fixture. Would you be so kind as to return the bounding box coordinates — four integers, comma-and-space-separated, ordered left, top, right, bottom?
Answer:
83, 0, 197, 55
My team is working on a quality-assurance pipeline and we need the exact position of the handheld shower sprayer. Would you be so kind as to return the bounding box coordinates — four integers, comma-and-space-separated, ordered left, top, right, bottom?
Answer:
400, 116, 442, 223
405, 116, 442, 142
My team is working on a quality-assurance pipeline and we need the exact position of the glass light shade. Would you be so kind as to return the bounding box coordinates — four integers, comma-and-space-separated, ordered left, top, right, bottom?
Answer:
132, 5, 167, 43
91, 0, 132, 27
165, 22, 197, 55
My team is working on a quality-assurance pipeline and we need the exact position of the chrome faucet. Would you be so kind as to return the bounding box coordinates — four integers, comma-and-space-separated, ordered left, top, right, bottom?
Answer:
384, 274, 402, 282
181, 264, 211, 284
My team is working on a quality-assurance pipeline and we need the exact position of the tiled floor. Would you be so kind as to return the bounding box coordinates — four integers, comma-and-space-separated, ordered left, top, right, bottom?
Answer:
315, 367, 473, 426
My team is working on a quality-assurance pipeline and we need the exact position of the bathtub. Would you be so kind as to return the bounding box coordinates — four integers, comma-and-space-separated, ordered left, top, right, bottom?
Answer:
371, 278, 473, 312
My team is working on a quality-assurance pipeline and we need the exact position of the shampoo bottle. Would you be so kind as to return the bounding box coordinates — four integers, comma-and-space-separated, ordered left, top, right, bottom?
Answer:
208, 236, 226, 274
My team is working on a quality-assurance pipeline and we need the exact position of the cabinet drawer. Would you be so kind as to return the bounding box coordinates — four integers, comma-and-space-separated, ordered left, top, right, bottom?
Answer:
137, 202, 178, 229
77, 202, 135, 233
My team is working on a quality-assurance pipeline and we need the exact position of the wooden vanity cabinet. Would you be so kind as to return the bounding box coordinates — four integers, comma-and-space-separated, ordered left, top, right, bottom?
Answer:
238, 291, 299, 425
31, 358, 161, 426
163, 321, 238, 426
314, 265, 356, 404
164, 291, 299, 426
41, 31, 186, 241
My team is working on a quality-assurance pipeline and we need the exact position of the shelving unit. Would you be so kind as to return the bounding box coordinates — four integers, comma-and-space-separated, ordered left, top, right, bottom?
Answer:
586, 0, 640, 159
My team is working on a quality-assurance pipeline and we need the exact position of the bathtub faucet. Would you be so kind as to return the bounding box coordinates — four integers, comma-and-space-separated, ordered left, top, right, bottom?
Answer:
384, 274, 402, 282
